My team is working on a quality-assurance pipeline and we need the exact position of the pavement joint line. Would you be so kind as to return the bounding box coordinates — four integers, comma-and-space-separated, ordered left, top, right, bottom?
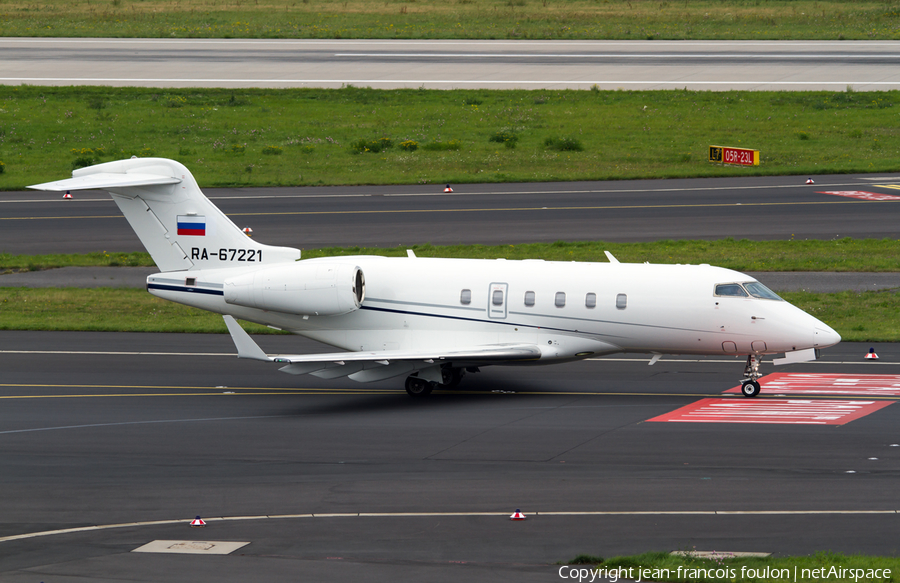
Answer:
2, 510, 897, 545
0, 198, 889, 221
2, 351, 895, 368
5, 180, 894, 203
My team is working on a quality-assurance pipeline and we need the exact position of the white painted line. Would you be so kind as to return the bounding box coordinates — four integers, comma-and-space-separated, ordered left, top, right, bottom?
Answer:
132, 540, 250, 555
2, 39, 899, 48
671, 551, 771, 558
2, 509, 896, 545
3, 78, 900, 86
0, 415, 290, 435
0, 350, 892, 367
335, 52, 900, 59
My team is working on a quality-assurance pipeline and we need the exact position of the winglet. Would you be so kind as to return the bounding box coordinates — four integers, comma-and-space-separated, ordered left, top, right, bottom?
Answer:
604, 251, 620, 264
223, 315, 271, 361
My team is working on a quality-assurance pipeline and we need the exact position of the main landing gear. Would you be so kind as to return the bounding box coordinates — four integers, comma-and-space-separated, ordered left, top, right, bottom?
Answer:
404, 368, 466, 397
740, 354, 762, 398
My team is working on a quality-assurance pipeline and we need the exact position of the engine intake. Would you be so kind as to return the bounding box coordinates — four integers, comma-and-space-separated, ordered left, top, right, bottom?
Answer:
223, 262, 365, 316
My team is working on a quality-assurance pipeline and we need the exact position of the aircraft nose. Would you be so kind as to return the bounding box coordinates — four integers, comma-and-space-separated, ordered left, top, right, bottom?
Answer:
814, 322, 841, 348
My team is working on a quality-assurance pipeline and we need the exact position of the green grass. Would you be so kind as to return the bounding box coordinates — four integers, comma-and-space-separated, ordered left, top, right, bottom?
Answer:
2, 86, 900, 189
1, 286, 898, 341
1, 0, 899, 40
0, 287, 278, 334
561, 551, 897, 583
5, 239, 899, 273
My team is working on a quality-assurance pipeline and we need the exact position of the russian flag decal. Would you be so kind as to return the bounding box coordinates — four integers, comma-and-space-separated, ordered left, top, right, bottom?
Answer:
177, 215, 206, 236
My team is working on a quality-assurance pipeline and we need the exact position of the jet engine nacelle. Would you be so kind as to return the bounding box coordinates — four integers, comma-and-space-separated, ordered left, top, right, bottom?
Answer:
223, 262, 365, 316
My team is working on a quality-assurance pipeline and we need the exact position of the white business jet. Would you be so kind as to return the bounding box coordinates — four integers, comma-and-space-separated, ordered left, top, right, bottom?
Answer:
31, 157, 840, 397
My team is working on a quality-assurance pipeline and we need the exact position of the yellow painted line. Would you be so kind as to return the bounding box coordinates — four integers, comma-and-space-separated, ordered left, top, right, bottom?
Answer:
0, 383, 393, 392
875, 184, 900, 190
3, 384, 897, 401
0, 392, 393, 399
2, 509, 896, 544
0, 198, 892, 221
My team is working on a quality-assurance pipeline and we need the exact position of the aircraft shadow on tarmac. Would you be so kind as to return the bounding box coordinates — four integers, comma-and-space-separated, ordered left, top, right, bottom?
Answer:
274, 377, 546, 416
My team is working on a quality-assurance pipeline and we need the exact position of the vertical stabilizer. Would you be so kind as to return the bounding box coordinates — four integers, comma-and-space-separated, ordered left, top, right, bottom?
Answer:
30, 158, 301, 272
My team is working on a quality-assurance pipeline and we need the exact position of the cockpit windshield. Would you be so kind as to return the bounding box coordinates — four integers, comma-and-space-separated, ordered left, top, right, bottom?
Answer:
714, 283, 748, 297
744, 281, 783, 301
714, 282, 783, 301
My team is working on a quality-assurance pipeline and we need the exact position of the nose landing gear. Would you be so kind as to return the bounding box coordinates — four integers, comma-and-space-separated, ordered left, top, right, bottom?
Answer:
740, 354, 762, 397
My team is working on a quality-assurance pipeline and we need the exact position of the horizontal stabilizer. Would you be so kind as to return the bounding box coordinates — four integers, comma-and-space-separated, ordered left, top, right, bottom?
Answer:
222, 316, 541, 383
29, 173, 181, 192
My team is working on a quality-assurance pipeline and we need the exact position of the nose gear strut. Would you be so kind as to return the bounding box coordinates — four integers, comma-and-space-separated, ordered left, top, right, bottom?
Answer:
740, 354, 762, 397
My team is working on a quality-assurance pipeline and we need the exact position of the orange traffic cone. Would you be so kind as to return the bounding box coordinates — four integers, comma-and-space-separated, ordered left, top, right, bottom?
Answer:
444, 184, 453, 193
63, 191, 72, 199
190, 516, 206, 527
805, 178, 815, 184
865, 348, 879, 360
242, 227, 253, 237
510, 509, 526, 520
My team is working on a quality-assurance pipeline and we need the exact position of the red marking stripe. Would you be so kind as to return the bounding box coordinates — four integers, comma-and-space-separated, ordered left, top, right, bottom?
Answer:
819, 191, 900, 201
724, 373, 900, 397
647, 398, 892, 425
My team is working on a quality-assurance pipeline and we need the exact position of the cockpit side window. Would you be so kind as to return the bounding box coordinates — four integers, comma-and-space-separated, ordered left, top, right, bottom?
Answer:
714, 283, 749, 297
744, 281, 783, 301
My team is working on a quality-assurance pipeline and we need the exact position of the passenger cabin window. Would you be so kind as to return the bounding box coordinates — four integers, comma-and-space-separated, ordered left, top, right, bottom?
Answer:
460, 289, 472, 305
616, 293, 627, 309
585, 293, 597, 308
524, 291, 535, 307
714, 283, 748, 297
555, 292, 566, 308
744, 282, 783, 301
492, 289, 504, 306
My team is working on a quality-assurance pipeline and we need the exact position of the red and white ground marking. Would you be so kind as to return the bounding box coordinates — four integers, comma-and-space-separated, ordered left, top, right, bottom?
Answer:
724, 373, 900, 397
647, 398, 892, 425
818, 190, 900, 201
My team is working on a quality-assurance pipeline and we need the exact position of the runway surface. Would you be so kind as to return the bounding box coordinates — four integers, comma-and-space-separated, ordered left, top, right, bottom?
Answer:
1, 331, 899, 581
2, 39, 900, 90
5, 172, 900, 255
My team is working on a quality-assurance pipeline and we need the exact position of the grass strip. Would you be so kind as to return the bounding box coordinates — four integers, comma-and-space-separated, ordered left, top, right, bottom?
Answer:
1, 0, 898, 40
0, 288, 278, 335
3, 238, 900, 273
561, 550, 897, 583
1, 86, 899, 189
0, 287, 897, 341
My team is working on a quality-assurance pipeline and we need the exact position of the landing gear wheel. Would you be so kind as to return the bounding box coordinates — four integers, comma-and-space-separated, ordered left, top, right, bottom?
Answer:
741, 380, 761, 398
441, 368, 465, 389
739, 354, 762, 398
405, 375, 433, 397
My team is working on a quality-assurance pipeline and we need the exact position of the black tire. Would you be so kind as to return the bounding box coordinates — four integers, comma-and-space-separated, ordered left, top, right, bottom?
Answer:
405, 376, 433, 397
442, 368, 465, 388
741, 380, 761, 398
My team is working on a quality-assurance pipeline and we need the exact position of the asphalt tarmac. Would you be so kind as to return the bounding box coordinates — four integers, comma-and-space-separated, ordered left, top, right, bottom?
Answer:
6, 172, 900, 255
1, 331, 899, 581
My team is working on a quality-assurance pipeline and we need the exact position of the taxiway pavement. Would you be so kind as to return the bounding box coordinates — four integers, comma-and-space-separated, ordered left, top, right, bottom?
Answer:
5, 173, 900, 255
1, 332, 898, 581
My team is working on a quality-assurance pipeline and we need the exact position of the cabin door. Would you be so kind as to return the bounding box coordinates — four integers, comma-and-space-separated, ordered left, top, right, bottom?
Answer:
488, 282, 509, 319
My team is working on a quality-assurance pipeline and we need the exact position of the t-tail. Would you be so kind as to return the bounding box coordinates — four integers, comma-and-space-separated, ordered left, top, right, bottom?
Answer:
29, 157, 300, 271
